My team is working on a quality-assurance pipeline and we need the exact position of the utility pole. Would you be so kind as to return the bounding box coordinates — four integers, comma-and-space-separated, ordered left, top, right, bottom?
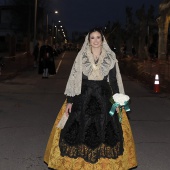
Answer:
33, 0, 38, 46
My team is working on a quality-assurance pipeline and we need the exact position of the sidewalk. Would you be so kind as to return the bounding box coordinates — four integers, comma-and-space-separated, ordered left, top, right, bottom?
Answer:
119, 57, 170, 93
0, 52, 34, 81
142, 60, 170, 92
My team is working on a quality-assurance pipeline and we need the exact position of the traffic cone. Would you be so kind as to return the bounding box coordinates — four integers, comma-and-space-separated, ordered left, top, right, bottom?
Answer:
154, 74, 160, 93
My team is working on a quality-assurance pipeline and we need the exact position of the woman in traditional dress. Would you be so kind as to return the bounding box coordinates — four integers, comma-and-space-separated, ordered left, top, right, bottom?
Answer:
44, 28, 137, 170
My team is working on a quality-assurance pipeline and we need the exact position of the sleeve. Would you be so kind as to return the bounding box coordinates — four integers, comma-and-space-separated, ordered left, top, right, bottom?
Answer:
109, 66, 119, 94
66, 96, 74, 104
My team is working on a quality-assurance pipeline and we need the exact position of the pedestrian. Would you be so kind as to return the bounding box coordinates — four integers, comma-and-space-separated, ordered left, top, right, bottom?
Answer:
0, 56, 4, 75
76, 43, 80, 52
38, 39, 56, 78
120, 43, 126, 58
44, 28, 137, 170
33, 42, 39, 68
132, 45, 136, 58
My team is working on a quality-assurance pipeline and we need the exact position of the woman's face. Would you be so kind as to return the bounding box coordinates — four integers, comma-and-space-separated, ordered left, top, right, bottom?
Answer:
89, 31, 103, 48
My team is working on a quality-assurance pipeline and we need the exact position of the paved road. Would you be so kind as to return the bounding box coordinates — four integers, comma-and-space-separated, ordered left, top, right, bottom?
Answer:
0, 51, 170, 170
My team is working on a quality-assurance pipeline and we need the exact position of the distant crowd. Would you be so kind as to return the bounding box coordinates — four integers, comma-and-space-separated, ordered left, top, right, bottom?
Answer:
32, 40, 81, 78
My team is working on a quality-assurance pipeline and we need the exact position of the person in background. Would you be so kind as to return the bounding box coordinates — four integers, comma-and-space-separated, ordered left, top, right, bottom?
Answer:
76, 43, 80, 52
132, 45, 137, 58
33, 42, 39, 68
38, 39, 56, 78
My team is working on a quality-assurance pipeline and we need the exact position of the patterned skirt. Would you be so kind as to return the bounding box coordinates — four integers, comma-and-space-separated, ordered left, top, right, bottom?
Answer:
44, 80, 137, 170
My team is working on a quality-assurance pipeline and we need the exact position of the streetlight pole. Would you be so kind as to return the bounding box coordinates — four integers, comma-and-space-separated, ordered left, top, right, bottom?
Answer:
33, 0, 37, 46
55, 25, 58, 40
46, 13, 48, 37
46, 11, 58, 38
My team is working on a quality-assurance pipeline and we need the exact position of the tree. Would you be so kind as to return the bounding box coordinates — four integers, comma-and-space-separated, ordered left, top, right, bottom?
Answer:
147, 5, 156, 45
135, 4, 157, 60
125, 7, 137, 55
136, 4, 148, 60
104, 21, 124, 54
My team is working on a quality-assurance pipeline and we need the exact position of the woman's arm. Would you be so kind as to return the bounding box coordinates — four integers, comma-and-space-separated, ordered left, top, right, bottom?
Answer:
65, 96, 74, 115
109, 66, 121, 113
109, 66, 119, 94
67, 96, 74, 103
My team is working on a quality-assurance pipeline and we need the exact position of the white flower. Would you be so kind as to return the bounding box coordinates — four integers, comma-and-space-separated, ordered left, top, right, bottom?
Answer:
112, 93, 130, 106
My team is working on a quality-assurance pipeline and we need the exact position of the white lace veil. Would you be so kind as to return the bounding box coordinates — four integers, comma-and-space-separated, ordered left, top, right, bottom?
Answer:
64, 34, 125, 97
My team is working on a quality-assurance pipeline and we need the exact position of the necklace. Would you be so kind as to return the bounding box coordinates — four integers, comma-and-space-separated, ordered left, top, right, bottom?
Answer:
93, 54, 99, 61
91, 50, 102, 62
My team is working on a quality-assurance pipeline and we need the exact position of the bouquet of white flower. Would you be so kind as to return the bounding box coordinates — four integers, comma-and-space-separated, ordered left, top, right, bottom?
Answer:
109, 93, 130, 123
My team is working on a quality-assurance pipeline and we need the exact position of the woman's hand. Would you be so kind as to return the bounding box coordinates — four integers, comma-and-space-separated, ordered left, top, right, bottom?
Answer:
65, 103, 73, 116
116, 106, 124, 113
116, 107, 120, 113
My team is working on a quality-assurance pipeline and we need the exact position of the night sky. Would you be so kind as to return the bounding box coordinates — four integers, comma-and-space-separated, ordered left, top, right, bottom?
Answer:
0, 0, 163, 38
49, 0, 162, 38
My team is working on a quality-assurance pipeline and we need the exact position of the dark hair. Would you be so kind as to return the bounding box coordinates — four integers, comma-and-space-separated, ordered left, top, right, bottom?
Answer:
88, 27, 104, 41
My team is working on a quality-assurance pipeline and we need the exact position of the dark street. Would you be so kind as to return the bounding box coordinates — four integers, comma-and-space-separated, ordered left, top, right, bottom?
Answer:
0, 51, 170, 170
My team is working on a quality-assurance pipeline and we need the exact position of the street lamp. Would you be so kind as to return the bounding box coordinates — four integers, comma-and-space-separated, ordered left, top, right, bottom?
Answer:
54, 21, 62, 42
46, 10, 58, 37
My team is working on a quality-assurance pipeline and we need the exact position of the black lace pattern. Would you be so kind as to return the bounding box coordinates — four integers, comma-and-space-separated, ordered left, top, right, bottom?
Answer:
59, 79, 124, 164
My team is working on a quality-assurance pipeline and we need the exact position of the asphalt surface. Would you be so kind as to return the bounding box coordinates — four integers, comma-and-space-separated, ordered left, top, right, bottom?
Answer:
0, 51, 170, 170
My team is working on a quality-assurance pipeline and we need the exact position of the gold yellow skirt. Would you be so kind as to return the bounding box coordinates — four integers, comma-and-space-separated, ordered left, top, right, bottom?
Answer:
44, 101, 137, 170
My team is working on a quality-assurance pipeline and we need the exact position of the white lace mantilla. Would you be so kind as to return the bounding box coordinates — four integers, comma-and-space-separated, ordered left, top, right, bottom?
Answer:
82, 48, 116, 80
64, 35, 124, 97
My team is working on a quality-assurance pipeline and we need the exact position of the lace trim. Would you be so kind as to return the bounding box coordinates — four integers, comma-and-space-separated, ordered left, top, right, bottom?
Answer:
82, 48, 116, 81
64, 54, 83, 97
64, 34, 125, 97
60, 139, 123, 164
